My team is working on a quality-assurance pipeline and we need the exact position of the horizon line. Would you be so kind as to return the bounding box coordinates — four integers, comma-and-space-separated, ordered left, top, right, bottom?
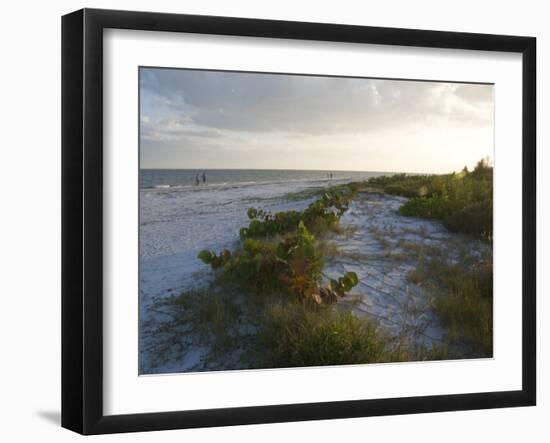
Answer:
139, 167, 431, 174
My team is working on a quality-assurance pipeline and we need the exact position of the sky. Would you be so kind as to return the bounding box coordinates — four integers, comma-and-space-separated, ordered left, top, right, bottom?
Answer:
139, 68, 494, 174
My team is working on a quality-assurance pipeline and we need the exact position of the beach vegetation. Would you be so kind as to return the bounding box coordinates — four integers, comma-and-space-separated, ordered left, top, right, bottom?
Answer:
240, 184, 358, 239
368, 157, 493, 240
408, 257, 493, 356
199, 185, 361, 304
165, 286, 448, 369
258, 300, 387, 367
175, 168, 494, 369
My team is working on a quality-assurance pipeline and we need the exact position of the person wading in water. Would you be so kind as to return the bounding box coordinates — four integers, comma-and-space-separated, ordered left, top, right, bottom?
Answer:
202, 171, 206, 184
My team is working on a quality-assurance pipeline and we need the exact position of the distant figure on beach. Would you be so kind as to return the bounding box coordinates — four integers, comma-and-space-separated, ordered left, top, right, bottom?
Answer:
329, 172, 333, 180
202, 171, 206, 184
195, 173, 200, 186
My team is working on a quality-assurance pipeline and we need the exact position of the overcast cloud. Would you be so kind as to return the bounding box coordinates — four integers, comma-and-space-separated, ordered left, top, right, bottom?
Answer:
140, 68, 493, 173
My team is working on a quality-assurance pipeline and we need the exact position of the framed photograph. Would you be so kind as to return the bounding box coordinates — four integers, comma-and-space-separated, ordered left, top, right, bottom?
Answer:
61, 8, 536, 435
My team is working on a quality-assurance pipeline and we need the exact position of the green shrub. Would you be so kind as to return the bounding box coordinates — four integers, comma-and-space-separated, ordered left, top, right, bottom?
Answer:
240, 185, 358, 240
370, 160, 493, 240
443, 201, 492, 239
399, 196, 458, 219
199, 221, 358, 304
384, 184, 422, 198
199, 184, 362, 304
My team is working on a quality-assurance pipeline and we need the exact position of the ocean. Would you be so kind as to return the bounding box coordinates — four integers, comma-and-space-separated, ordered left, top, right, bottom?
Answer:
139, 168, 389, 190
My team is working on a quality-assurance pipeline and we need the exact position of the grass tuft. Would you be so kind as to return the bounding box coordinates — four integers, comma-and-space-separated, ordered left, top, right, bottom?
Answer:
258, 300, 387, 367
408, 258, 493, 356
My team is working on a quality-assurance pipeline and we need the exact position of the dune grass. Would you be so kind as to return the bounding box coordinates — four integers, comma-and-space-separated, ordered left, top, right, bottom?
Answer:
258, 300, 387, 367
166, 286, 449, 369
368, 158, 493, 240
169, 286, 243, 355
409, 257, 493, 357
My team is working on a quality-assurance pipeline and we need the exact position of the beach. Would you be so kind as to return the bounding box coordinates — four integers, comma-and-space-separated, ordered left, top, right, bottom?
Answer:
139, 170, 491, 374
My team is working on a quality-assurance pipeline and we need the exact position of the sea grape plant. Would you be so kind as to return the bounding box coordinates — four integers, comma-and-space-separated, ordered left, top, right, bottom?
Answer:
198, 186, 361, 304
240, 186, 358, 240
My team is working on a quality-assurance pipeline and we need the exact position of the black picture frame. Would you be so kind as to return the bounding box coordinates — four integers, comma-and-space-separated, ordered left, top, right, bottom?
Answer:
61, 8, 536, 435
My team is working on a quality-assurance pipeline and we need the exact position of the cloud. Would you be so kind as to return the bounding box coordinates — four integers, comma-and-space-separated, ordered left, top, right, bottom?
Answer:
139, 68, 494, 172
141, 116, 223, 142
140, 69, 493, 138
453, 83, 494, 103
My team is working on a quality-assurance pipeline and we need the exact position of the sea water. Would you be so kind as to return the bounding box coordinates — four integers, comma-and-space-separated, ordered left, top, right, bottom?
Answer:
140, 168, 388, 190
